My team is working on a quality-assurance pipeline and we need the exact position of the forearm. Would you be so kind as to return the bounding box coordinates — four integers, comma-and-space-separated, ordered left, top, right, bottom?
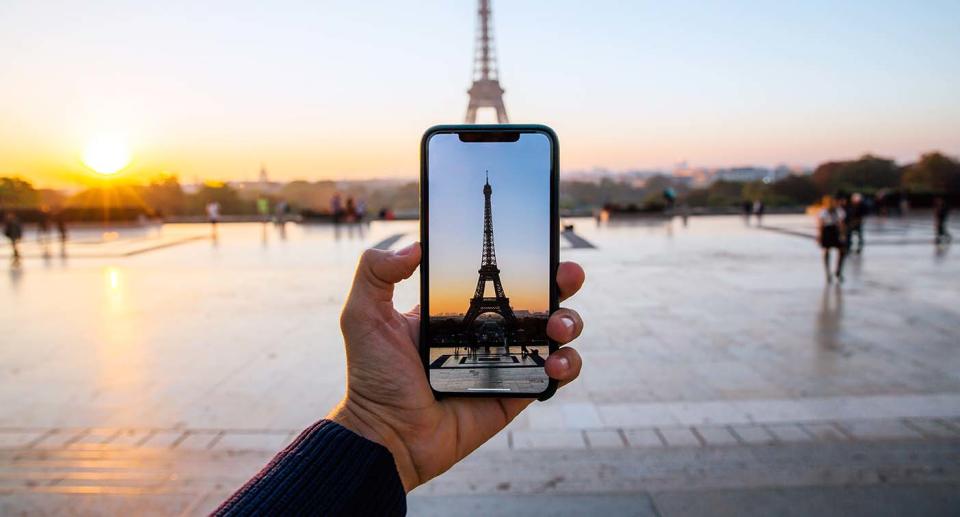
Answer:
214, 420, 406, 516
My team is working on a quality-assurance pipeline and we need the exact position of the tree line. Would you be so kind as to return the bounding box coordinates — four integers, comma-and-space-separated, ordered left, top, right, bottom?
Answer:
2, 151, 958, 219
683, 152, 960, 209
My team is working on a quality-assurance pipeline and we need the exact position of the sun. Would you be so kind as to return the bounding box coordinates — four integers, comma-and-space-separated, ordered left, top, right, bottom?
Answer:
82, 136, 132, 175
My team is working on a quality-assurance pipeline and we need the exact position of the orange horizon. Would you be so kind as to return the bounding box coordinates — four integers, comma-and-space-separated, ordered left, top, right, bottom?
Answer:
429, 287, 548, 316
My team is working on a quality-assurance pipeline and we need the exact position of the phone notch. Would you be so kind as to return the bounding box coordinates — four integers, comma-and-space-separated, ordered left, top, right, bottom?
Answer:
458, 131, 520, 143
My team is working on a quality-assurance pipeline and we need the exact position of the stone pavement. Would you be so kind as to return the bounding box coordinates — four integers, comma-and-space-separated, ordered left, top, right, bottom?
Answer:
1, 215, 958, 515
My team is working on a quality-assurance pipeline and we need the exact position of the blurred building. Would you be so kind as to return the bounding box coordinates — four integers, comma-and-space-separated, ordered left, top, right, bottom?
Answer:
230, 165, 284, 196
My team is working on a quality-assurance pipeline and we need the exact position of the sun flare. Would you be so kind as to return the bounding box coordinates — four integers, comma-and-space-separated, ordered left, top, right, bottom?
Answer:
82, 136, 132, 175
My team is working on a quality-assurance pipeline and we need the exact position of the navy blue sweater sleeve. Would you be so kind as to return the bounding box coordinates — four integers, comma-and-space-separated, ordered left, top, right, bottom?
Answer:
213, 420, 406, 516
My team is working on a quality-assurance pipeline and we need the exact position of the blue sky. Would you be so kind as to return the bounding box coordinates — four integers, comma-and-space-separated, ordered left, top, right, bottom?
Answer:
0, 0, 957, 185
428, 133, 550, 315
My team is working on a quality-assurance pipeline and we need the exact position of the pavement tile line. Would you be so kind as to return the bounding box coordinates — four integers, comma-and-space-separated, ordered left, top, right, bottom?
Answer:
1, 417, 955, 455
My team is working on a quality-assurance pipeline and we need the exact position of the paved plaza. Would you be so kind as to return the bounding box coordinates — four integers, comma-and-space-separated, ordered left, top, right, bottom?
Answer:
1, 215, 959, 515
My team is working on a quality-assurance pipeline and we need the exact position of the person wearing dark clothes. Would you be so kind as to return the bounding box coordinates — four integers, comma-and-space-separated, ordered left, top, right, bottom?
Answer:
742, 200, 752, 223
846, 193, 866, 253
215, 244, 587, 516
4, 211, 23, 261
817, 196, 846, 283
934, 196, 951, 244
752, 199, 765, 226
345, 196, 356, 223
56, 213, 68, 243
37, 207, 52, 245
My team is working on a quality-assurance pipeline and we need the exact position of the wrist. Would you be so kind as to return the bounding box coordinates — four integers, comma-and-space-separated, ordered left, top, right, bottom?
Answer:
327, 397, 419, 492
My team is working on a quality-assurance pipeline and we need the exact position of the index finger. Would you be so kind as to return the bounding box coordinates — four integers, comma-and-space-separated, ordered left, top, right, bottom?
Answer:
557, 261, 585, 302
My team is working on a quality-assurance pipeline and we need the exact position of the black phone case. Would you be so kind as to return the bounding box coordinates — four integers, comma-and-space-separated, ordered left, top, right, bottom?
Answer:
419, 124, 560, 401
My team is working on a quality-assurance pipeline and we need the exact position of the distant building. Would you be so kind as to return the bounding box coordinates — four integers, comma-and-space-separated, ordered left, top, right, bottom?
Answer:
715, 167, 771, 183
672, 166, 715, 187
773, 164, 811, 179
229, 164, 284, 196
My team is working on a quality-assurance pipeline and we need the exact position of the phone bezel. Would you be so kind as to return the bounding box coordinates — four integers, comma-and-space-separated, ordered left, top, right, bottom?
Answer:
419, 124, 560, 401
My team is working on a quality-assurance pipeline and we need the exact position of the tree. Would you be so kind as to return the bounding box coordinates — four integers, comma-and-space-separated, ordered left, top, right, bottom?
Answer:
771, 174, 820, 205
703, 180, 745, 207
280, 180, 337, 211
188, 182, 252, 215
811, 161, 844, 193
136, 175, 186, 216
901, 152, 960, 193
0, 177, 39, 207
811, 155, 900, 194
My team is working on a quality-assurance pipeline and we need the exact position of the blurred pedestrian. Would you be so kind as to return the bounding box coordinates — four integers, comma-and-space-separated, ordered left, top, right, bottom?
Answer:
257, 197, 270, 224
742, 200, 752, 223
345, 197, 356, 223
846, 193, 866, 253
331, 192, 344, 223
356, 198, 367, 222
4, 211, 23, 262
753, 199, 765, 226
933, 196, 951, 245
876, 190, 890, 218
817, 196, 847, 283
206, 201, 221, 230
55, 210, 68, 256
37, 206, 52, 245
274, 200, 289, 225
662, 187, 676, 213
899, 192, 910, 217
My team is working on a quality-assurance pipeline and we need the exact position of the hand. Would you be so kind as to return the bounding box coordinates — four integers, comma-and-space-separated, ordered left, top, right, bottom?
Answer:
328, 242, 585, 491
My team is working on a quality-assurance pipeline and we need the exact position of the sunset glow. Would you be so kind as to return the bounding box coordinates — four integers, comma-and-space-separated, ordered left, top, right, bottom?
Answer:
82, 136, 132, 176
1, 2, 956, 188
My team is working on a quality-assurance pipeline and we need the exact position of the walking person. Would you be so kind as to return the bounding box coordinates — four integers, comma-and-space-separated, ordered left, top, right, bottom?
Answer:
345, 197, 356, 223
933, 196, 951, 245
206, 201, 221, 232
753, 199, 765, 226
818, 196, 847, 283
4, 211, 24, 263
37, 206, 52, 245
55, 210, 68, 257
356, 197, 367, 222
846, 193, 866, 253
256, 197, 270, 224
274, 200, 289, 225
331, 192, 344, 223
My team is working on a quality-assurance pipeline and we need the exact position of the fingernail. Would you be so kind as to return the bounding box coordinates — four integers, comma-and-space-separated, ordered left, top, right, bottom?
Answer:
560, 316, 575, 332
394, 242, 417, 256
556, 356, 570, 370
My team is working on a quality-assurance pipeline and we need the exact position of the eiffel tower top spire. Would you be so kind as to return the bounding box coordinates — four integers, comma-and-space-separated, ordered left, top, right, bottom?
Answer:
481, 171, 497, 267
465, 0, 509, 124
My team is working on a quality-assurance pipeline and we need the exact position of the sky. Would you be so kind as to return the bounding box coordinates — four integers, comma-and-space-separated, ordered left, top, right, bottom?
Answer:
1, 0, 958, 187
428, 133, 550, 315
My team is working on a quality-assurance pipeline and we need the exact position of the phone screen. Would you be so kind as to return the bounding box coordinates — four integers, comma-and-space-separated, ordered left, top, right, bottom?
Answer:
425, 130, 554, 395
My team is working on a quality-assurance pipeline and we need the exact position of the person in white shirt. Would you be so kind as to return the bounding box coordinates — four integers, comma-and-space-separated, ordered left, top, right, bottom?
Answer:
206, 201, 221, 233
817, 196, 847, 283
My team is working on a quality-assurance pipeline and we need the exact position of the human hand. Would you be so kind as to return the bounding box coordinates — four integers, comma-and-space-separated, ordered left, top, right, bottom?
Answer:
328, 242, 585, 491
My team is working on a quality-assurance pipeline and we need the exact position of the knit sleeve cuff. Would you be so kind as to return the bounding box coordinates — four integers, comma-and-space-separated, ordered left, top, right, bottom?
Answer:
214, 419, 406, 516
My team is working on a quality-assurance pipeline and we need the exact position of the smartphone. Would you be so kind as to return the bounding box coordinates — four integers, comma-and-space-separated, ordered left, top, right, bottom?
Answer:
420, 124, 559, 400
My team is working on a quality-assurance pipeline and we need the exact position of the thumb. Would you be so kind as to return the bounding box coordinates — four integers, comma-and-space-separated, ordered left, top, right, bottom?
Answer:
352, 242, 421, 302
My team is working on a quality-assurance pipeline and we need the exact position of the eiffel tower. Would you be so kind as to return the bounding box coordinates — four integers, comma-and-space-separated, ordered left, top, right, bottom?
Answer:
465, 0, 509, 124
463, 172, 517, 328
